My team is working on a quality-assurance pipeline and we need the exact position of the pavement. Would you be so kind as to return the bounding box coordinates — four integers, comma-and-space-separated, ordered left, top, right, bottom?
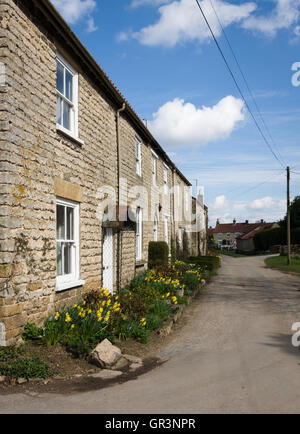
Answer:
1, 255, 300, 414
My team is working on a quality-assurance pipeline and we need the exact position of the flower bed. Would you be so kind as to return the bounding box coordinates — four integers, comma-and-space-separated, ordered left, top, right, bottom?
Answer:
18, 261, 209, 359
0, 259, 218, 382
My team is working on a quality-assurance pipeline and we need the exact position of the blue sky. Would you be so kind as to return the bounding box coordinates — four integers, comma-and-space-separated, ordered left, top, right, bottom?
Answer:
51, 0, 300, 225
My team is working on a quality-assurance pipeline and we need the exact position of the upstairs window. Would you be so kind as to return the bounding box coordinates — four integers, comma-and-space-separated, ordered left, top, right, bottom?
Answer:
152, 155, 157, 185
136, 137, 142, 176
56, 55, 78, 138
163, 167, 168, 195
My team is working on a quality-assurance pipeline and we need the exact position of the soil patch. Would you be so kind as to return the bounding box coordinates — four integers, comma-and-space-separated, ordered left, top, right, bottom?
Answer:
0, 289, 207, 396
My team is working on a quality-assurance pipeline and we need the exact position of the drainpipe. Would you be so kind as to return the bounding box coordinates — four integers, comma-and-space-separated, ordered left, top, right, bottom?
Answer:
116, 103, 126, 293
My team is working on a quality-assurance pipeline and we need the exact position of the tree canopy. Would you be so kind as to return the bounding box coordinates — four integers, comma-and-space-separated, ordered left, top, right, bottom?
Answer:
280, 196, 300, 229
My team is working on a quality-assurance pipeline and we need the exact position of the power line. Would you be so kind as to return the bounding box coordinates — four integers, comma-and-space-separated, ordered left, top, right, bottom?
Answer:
194, 0, 285, 169
227, 169, 286, 202
208, 0, 286, 168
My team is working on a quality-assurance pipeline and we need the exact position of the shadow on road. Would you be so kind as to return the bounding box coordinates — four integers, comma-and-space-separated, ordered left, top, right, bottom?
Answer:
262, 333, 300, 360
205, 276, 300, 315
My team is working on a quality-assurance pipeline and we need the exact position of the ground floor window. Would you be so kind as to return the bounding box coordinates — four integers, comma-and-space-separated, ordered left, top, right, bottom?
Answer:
56, 197, 80, 290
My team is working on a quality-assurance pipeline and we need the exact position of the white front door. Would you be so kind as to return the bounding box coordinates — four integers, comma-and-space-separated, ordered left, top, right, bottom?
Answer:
103, 228, 114, 293
164, 216, 169, 245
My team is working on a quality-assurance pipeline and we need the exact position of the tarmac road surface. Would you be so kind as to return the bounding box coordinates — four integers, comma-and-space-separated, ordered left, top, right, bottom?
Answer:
1, 255, 300, 414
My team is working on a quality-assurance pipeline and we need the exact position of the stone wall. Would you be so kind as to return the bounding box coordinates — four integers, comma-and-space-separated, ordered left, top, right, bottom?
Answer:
0, 0, 119, 343
0, 0, 200, 345
270, 245, 300, 255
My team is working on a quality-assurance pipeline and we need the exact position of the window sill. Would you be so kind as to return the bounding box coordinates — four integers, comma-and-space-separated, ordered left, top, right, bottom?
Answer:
135, 260, 146, 268
55, 279, 85, 292
56, 125, 84, 146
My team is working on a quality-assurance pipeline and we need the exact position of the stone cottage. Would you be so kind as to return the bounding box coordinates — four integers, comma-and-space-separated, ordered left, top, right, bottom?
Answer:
0, 0, 207, 345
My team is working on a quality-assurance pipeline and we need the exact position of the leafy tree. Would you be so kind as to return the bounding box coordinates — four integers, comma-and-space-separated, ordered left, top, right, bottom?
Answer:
280, 196, 300, 229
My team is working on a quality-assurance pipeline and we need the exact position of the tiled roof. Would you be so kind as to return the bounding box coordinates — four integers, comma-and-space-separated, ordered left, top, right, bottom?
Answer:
239, 224, 273, 240
211, 223, 260, 234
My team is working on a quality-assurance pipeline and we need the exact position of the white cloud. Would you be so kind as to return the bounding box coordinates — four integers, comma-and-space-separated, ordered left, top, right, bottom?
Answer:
130, 0, 256, 47
294, 25, 300, 36
148, 96, 245, 148
208, 195, 286, 225
124, 0, 300, 46
249, 196, 285, 211
51, 0, 98, 31
212, 195, 229, 210
242, 0, 300, 37
130, 0, 171, 7
87, 17, 98, 33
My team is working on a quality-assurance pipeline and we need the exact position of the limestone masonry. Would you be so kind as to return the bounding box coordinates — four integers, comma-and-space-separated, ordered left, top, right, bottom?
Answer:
0, 0, 208, 345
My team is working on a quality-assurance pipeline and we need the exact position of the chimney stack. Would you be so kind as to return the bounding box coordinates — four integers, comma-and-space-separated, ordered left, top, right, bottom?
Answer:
245, 220, 249, 224
233, 218, 236, 225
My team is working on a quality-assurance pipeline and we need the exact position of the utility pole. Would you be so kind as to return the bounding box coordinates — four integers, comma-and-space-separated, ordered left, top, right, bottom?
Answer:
287, 166, 291, 265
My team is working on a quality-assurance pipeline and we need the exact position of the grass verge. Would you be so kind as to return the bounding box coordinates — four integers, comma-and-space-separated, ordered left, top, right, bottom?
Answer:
264, 255, 300, 274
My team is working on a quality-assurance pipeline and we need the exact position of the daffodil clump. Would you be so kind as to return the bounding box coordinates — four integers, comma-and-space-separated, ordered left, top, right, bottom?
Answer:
27, 260, 209, 353
145, 269, 185, 302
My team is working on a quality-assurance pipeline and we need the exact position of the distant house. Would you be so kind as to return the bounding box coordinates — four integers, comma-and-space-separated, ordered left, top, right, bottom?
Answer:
236, 223, 279, 252
209, 219, 278, 250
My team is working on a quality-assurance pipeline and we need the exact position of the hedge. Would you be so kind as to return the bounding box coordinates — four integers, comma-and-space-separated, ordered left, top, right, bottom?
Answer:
148, 241, 169, 269
188, 256, 221, 271
253, 227, 300, 251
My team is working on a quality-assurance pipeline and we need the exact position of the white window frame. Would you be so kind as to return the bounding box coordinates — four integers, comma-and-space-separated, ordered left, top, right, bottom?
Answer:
56, 197, 84, 292
56, 54, 83, 145
185, 189, 189, 212
136, 136, 142, 176
136, 207, 143, 261
163, 166, 168, 195
151, 150, 158, 186
164, 214, 169, 245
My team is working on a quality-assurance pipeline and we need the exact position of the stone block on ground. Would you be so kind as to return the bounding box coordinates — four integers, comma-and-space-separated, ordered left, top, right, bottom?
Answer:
130, 362, 143, 371
122, 354, 143, 364
89, 339, 122, 368
89, 370, 123, 379
111, 356, 129, 371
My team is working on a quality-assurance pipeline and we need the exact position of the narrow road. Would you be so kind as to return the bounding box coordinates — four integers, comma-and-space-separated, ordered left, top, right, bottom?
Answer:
1, 255, 300, 414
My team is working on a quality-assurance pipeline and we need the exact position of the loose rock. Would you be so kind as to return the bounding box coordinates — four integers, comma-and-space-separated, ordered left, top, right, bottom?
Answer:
122, 354, 143, 364
89, 339, 122, 368
111, 356, 129, 371
89, 370, 123, 379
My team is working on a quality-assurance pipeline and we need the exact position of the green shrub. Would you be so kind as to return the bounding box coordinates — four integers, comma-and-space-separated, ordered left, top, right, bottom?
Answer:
43, 315, 68, 347
0, 346, 53, 380
148, 241, 169, 269
188, 256, 220, 271
253, 227, 285, 251
21, 323, 44, 344
114, 318, 137, 341
134, 326, 150, 344
182, 272, 199, 292
176, 296, 187, 305
150, 299, 172, 320
146, 313, 164, 331
0, 357, 52, 380
65, 340, 94, 359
